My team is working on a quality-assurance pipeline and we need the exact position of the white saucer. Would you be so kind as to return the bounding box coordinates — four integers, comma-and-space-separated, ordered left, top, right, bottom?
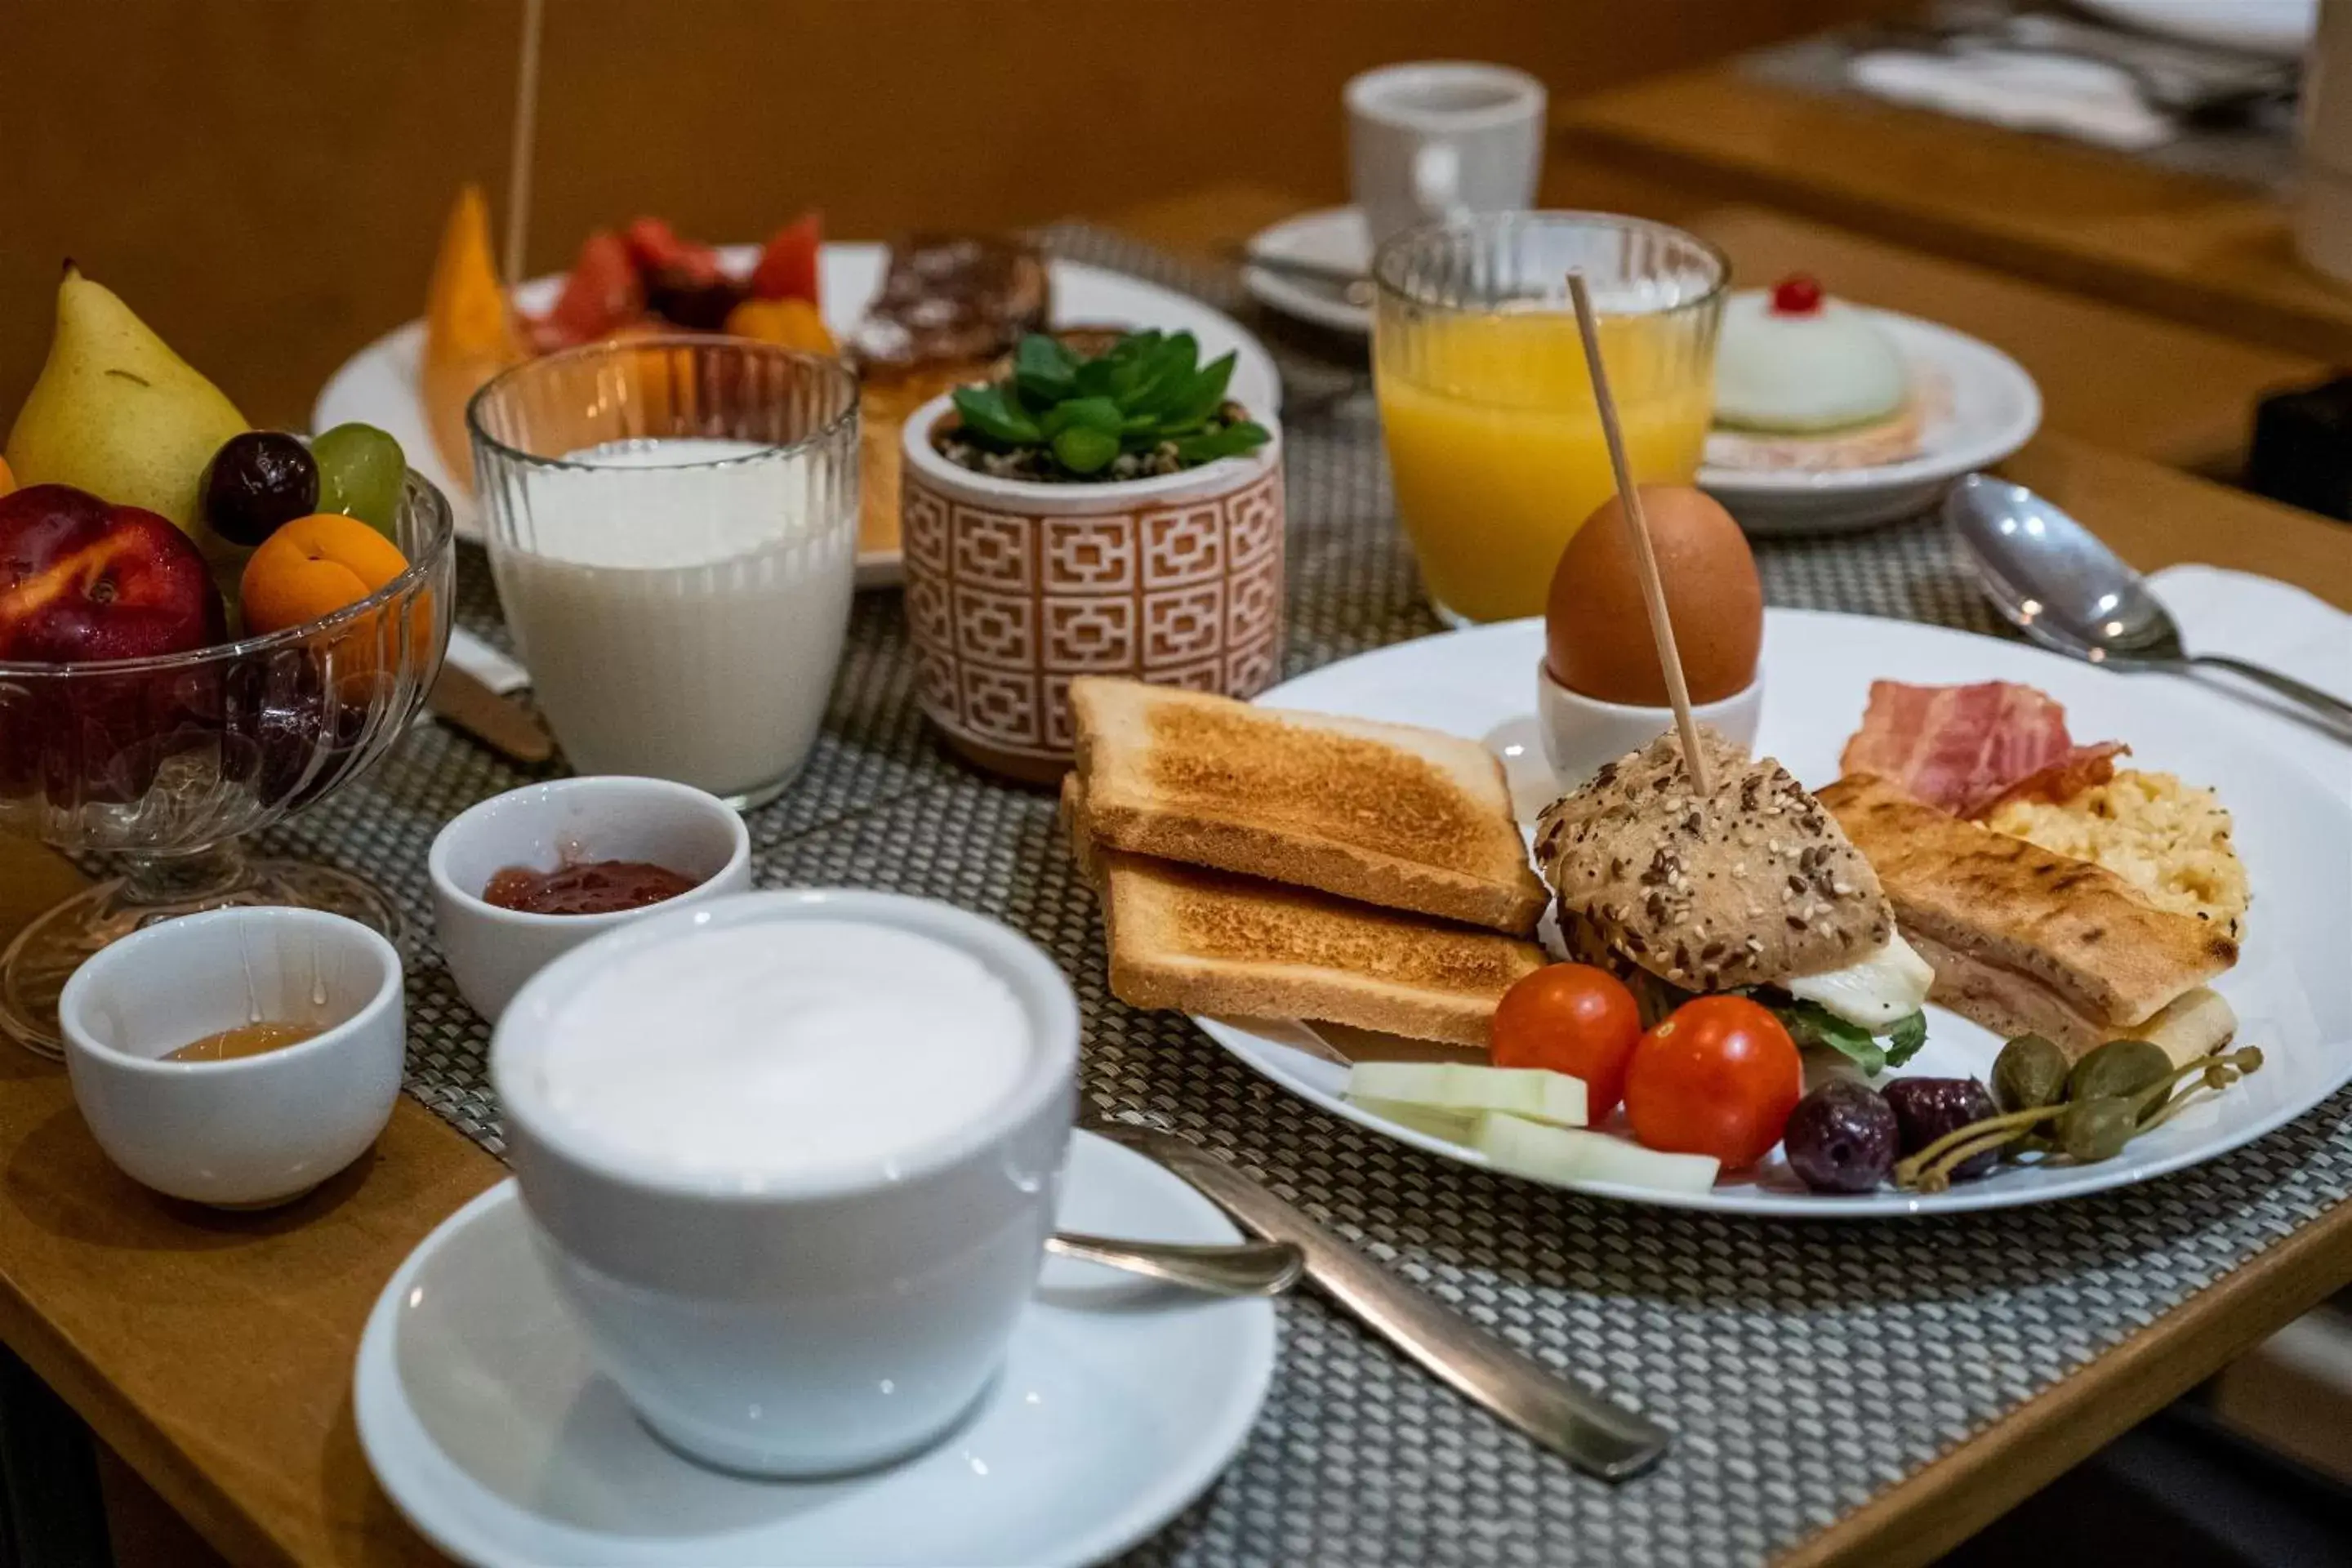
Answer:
1241, 207, 1372, 336
354, 1133, 1276, 1567
1699, 306, 2042, 537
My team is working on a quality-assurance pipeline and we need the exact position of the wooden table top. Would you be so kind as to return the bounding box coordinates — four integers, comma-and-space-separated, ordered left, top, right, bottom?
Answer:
2, 188, 2350, 1568
1556, 60, 2352, 363
1137, 182, 2325, 474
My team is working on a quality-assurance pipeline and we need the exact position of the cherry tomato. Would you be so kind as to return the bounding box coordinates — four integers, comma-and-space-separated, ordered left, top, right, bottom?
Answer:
1488, 963, 1643, 1118
1623, 996, 1802, 1169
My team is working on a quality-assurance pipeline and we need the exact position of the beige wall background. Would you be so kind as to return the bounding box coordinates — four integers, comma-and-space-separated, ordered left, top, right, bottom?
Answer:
1, 0, 1884, 427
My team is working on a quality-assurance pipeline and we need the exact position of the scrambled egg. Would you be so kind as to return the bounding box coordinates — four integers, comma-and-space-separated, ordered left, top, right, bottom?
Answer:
1987, 769, 2248, 939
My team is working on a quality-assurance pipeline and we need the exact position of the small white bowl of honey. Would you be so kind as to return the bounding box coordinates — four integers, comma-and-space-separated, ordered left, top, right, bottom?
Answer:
56, 906, 405, 1209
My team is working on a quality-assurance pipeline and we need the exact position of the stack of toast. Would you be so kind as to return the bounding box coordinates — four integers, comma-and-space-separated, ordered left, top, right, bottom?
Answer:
1062, 678, 1549, 1047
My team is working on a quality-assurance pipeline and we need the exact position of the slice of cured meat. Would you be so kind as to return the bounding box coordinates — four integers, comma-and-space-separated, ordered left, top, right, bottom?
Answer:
1839, 680, 2123, 817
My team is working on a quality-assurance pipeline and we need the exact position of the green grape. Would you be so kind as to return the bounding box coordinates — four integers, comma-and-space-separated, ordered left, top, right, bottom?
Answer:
311, 422, 407, 538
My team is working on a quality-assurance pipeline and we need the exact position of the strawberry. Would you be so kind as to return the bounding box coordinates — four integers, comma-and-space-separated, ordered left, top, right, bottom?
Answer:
625, 216, 724, 285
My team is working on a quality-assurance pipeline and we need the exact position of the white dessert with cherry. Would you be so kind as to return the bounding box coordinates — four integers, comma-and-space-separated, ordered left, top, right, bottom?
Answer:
1715, 275, 1908, 434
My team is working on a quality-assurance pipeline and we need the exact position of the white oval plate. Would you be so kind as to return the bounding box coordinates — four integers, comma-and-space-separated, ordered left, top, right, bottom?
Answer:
1699, 309, 2042, 537
1195, 610, 2352, 1218
311, 243, 1285, 581
354, 1133, 1275, 1567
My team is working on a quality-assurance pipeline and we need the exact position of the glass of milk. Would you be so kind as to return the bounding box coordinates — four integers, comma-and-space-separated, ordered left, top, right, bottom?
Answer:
469, 338, 860, 807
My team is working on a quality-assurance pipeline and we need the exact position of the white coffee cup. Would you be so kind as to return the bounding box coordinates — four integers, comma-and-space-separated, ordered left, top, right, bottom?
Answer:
491, 889, 1078, 1477
1347, 60, 1548, 247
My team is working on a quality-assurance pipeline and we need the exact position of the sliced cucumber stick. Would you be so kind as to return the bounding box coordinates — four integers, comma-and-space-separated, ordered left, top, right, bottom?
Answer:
1347, 1097, 1480, 1143
1472, 1114, 1720, 1193
1345, 1062, 1588, 1128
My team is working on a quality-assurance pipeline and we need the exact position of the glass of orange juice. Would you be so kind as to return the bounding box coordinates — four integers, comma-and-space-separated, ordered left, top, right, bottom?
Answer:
1373, 213, 1726, 624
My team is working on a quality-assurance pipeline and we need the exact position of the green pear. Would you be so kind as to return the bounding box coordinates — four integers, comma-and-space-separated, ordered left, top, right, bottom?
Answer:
4, 265, 248, 534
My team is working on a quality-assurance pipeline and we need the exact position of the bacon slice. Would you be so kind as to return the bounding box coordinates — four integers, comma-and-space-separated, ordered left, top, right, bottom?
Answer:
1839, 681, 2123, 817
1976, 741, 2129, 817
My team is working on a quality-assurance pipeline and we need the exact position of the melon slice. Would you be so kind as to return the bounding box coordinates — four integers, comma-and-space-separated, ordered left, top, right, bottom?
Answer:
421, 184, 524, 492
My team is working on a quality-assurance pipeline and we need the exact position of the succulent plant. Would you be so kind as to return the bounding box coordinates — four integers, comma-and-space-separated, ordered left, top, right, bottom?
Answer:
947, 332, 1271, 481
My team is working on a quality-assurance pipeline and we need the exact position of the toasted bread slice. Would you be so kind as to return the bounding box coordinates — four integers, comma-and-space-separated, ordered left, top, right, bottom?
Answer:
1065, 776, 1542, 1047
1069, 677, 1546, 937
1820, 774, 2238, 1058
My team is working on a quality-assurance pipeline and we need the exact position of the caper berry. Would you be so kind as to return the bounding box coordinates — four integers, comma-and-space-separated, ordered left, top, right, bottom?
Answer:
2066, 1038, 2172, 1107
2056, 1097, 2139, 1163
1993, 1034, 2069, 1114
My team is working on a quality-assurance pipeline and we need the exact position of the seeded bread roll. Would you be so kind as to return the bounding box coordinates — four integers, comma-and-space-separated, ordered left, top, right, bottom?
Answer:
1532, 726, 1893, 992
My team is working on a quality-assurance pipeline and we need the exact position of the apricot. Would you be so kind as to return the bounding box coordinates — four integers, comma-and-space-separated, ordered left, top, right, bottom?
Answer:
723, 296, 837, 356
240, 513, 410, 635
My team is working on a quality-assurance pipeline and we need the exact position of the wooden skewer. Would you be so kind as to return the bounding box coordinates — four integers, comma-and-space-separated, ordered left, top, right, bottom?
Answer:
1565, 270, 1712, 796
501, 0, 546, 292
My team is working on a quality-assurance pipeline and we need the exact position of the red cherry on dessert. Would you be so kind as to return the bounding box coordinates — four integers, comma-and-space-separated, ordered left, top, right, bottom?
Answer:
1769, 274, 1824, 315
0, 483, 226, 663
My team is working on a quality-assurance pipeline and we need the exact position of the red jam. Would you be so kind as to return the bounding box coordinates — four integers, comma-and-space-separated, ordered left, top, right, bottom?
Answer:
482, 860, 701, 915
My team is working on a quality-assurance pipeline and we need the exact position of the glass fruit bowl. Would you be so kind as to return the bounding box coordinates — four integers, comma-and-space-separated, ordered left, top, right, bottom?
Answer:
0, 473, 454, 1056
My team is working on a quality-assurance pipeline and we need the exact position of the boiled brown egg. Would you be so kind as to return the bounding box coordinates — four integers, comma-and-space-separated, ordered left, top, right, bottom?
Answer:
1544, 485, 1762, 706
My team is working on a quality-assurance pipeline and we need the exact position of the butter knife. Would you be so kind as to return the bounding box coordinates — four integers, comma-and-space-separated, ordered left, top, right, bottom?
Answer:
1087, 1120, 1669, 1481
428, 662, 555, 764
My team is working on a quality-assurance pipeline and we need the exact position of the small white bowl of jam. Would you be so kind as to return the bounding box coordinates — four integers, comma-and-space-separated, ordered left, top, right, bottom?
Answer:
428, 776, 752, 1023
57, 906, 405, 1209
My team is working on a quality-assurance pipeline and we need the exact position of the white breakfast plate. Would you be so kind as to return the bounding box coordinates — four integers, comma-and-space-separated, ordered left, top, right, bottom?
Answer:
1241, 207, 1372, 336
354, 1132, 1275, 1567
1194, 609, 2352, 1218
311, 244, 1285, 584
1699, 308, 2042, 537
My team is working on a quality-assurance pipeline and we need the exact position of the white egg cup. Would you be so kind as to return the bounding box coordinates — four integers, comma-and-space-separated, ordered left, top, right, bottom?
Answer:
57, 906, 406, 1209
429, 776, 753, 1024
1534, 660, 1764, 787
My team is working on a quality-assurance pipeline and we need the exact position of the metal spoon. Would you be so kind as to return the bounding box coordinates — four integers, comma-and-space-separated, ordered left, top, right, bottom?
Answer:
1947, 474, 2352, 740
1045, 1230, 1304, 1298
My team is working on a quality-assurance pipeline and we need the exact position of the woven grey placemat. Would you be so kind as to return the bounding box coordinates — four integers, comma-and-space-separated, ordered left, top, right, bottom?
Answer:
259, 228, 2351, 1567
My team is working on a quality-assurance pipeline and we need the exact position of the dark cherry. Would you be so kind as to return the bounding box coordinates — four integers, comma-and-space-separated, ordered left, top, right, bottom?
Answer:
201, 432, 318, 547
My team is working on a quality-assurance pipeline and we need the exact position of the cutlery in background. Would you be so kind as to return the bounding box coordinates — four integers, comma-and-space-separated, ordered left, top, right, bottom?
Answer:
1227, 246, 1374, 305
1948, 474, 2352, 741
1087, 1117, 1670, 1481
428, 662, 555, 765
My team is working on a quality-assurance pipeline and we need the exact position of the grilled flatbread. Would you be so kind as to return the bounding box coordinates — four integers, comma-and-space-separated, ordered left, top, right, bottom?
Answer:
1819, 774, 2238, 1060
1534, 727, 1893, 992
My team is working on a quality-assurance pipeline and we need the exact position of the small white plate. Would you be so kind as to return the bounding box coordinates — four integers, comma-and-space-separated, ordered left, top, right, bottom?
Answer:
1195, 609, 2352, 1219
311, 244, 1285, 584
1241, 207, 1372, 336
354, 1133, 1276, 1566
1700, 309, 2042, 537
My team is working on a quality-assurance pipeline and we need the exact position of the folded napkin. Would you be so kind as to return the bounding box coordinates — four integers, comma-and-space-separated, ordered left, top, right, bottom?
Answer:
1847, 47, 2176, 150
2147, 564, 2352, 797
443, 626, 532, 696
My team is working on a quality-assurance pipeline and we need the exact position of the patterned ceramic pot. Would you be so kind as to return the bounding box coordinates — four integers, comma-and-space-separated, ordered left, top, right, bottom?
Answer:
899, 394, 1286, 783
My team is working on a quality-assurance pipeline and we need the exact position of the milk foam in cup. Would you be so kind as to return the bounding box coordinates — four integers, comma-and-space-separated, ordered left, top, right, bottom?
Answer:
492, 889, 1078, 1477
